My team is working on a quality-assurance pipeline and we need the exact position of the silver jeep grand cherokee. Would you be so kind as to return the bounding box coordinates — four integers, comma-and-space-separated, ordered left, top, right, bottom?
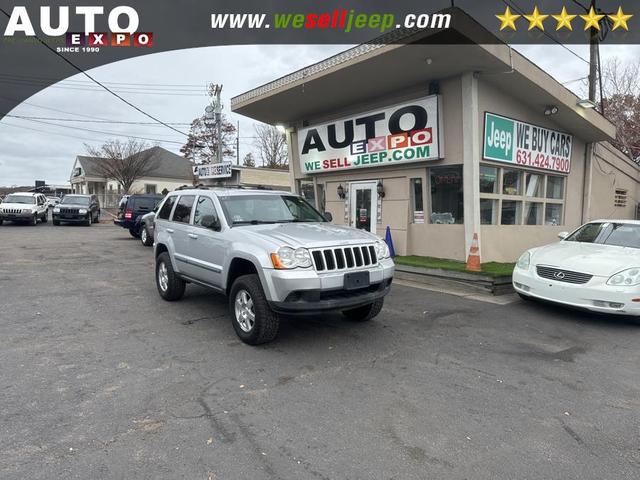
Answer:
153, 188, 394, 345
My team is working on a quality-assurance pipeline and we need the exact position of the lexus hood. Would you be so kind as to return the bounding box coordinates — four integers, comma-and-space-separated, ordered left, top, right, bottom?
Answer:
531, 241, 640, 277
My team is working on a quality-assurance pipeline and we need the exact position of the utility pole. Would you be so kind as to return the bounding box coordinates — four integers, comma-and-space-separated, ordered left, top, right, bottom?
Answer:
236, 120, 240, 165
588, 1, 599, 103
204, 84, 224, 163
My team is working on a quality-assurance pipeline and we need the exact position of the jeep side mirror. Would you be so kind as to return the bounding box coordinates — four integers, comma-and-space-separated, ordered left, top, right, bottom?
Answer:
323, 212, 333, 222
558, 231, 569, 240
201, 214, 221, 231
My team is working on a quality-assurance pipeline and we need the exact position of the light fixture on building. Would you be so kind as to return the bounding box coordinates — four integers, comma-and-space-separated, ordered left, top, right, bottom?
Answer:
377, 181, 385, 198
544, 105, 559, 116
337, 184, 345, 199
275, 124, 286, 133
577, 98, 597, 109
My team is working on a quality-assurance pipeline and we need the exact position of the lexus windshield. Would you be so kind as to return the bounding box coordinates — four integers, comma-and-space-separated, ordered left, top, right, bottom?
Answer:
61, 196, 90, 206
218, 194, 325, 225
4, 195, 34, 204
565, 222, 640, 249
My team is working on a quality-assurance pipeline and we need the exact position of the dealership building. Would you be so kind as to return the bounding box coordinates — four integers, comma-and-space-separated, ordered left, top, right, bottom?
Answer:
232, 14, 640, 262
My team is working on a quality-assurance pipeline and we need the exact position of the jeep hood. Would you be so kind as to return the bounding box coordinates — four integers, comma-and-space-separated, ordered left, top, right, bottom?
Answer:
238, 222, 380, 248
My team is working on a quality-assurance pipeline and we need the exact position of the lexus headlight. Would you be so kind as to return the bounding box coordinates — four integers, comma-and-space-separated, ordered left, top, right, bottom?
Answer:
53, 207, 60, 213
516, 251, 531, 270
79, 208, 88, 214
607, 268, 640, 286
270, 246, 312, 269
375, 240, 390, 259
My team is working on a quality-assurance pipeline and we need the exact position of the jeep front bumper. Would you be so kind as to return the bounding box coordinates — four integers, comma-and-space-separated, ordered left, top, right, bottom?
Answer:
262, 258, 395, 313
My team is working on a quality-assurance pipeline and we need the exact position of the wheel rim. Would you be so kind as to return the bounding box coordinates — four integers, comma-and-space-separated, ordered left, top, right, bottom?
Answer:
141, 228, 147, 243
234, 289, 255, 332
158, 262, 169, 292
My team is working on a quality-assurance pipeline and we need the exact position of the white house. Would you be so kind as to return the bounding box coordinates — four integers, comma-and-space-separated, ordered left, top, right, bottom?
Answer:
69, 146, 194, 207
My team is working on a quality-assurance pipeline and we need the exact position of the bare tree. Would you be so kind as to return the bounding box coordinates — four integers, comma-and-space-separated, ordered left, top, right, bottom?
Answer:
254, 124, 288, 169
85, 139, 158, 194
180, 115, 236, 164
242, 152, 256, 167
600, 58, 640, 161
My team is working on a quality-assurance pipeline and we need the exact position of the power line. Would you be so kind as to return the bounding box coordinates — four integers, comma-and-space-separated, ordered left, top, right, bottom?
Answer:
0, 72, 210, 88
502, 0, 591, 66
0, 79, 208, 96
2, 113, 193, 125
0, 7, 190, 139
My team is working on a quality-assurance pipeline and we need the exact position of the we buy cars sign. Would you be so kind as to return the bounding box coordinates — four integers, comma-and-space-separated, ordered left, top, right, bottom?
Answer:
483, 112, 572, 173
298, 95, 441, 174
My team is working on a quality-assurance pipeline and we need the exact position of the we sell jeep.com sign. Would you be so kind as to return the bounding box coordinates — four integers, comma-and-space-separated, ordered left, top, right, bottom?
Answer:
298, 95, 441, 174
483, 113, 572, 173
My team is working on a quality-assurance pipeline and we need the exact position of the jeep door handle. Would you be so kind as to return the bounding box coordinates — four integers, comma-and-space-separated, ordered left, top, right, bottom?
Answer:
188, 233, 198, 239
166, 228, 174, 234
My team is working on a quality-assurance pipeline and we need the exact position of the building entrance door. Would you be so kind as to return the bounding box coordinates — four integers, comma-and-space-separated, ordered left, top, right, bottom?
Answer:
349, 181, 377, 233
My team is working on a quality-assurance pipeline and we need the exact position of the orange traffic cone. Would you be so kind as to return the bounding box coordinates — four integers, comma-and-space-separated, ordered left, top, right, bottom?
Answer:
465, 233, 481, 272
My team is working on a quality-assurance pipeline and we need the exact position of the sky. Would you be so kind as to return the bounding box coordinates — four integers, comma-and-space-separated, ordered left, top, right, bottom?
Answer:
0, 43, 639, 187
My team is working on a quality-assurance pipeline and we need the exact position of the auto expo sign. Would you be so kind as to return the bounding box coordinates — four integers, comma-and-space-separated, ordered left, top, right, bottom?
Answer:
298, 95, 441, 174
483, 112, 572, 173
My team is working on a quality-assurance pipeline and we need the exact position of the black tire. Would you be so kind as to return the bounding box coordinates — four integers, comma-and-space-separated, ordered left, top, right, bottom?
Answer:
342, 298, 385, 322
92, 210, 99, 223
85, 216, 92, 226
229, 274, 279, 345
156, 252, 185, 301
140, 225, 153, 246
129, 228, 140, 238
53, 220, 60, 226
0, 219, 3, 226
31, 214, 38, 226
518, 292, 533, 301
41, 212, 48, 223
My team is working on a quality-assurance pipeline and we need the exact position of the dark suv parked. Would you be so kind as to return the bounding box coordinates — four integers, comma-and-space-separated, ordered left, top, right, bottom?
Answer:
114, 194, 164, 237
53, 194, 100, 226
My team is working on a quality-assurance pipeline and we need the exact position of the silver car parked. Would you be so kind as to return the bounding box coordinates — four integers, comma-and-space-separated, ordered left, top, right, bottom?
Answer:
153, 188, 395, 345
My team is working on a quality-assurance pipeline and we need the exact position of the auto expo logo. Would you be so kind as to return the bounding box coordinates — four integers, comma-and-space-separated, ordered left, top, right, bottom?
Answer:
2, 5, 153, 52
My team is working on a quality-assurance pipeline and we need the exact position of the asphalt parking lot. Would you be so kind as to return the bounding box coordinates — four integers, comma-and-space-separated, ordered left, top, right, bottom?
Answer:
1, 221, 639, 480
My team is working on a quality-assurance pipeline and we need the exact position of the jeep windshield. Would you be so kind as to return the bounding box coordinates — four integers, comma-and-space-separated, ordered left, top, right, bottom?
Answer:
218, 194, 326, 226
4, 195, 35, 204
61, 196, 90, 206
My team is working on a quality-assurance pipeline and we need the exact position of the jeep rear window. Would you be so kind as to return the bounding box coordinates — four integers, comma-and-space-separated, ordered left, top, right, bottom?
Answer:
219, 194, 325, 225
130, 197, 157, 210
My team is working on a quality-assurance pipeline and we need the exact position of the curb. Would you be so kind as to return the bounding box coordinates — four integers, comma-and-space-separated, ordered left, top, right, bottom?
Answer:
394, 264, 514, 296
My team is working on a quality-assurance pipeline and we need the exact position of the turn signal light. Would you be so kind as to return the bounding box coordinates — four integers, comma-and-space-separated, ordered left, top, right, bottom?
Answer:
270, 253, 285, 269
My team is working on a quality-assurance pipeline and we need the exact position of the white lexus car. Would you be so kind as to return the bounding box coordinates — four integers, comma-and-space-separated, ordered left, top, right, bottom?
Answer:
513, 220, 640, 316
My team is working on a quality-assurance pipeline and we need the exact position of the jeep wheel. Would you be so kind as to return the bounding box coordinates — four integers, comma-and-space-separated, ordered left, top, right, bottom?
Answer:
31, 214, 38, 226
129, 228, 140, 238
53, 220, 60, 226
140, 226, 153, 246
0, 219, 3, 226
342, 298, 385, 322
41, 212, 48, 223
85, 216, 92, 226
92, 211, 99, 223
156, 252, 185, 301
229, 274, 279, 345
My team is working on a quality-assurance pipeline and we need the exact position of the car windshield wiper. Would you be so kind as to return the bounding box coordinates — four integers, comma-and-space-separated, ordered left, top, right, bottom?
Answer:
232, 220, 278, 225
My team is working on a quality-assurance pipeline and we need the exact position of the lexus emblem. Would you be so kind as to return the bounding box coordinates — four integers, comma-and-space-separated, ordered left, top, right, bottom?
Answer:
554, 271, 566, 280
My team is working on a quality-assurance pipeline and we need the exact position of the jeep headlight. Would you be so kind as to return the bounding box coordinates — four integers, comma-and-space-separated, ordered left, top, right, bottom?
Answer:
607, 268, 640, 286
53, 207, 60, 213
270, 246, 312, 269
375, 240, 390, 259
22, 208, 32, 214
79, 208, 88, 214
516, 251, 531, 270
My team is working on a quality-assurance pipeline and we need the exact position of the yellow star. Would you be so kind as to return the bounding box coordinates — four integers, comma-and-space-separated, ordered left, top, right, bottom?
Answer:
608, 6, 633, 31
552, 6, 577, 31
580, 6, 605, 31
524, 6, 549, 31
496, 6, 520, 31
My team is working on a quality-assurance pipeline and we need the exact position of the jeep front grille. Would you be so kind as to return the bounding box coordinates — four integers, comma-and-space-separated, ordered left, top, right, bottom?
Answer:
536, 265, 593, 285
311, 245, 377, 272
3, 208, 23, 214
59, 208, 79, 214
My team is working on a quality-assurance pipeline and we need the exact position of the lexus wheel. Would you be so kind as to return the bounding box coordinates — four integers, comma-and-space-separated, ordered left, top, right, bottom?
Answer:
229, 274, 279, 345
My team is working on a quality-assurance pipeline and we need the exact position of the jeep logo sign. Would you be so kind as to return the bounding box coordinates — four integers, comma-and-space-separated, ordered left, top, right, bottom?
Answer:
298, 95, 441, 174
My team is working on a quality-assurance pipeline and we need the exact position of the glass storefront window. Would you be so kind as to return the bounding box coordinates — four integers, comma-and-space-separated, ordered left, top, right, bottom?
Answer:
525, 172, 543, 198
524, 202, 543, 225
429, 166, 463, 224
298, 180, 315, 204
480, 166, 498, 194
480, 199, 498, 225
546, 176, 564, 199
502, 169, 522, 196
545, 203, 563, 226
501, 200, 522, 225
